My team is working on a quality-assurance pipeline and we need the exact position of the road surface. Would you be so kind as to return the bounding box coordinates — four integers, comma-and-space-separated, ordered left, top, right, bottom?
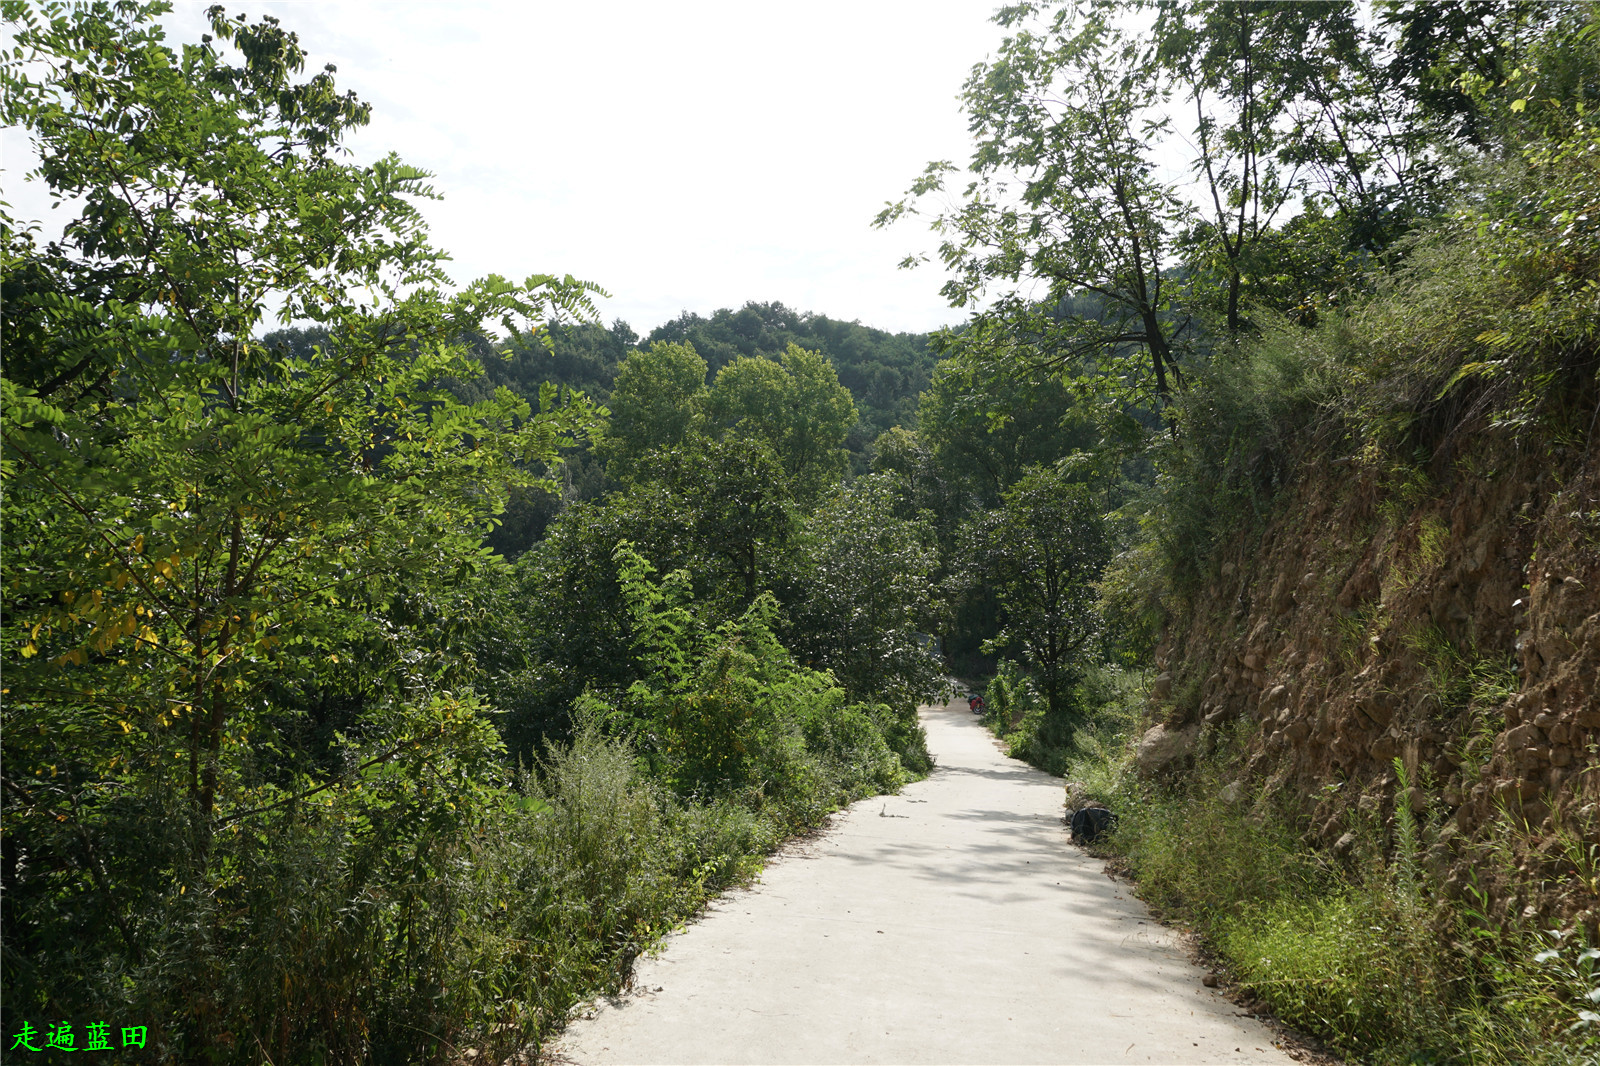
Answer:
552, 697, 1299, 1065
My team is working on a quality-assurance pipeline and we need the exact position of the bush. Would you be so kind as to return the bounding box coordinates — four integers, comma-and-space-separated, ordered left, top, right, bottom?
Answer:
983, 661, 1147, 779
2, 692, 515, 1064
454, 719, 765, 1062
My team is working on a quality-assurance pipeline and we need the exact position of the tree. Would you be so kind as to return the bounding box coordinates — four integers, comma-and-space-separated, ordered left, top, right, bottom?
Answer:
591, 340, 709, 483
645, 300, 937, 449
474, 490, 668, 758
641, 433, 798, 610
870, 426, 965, 529
0, 0, 598, 1037
706, 343, 858, 506
1380, 0, 1556, 147
877, 3, 1190, 417
877, 0, 1480, 433
481, 430, 798, 759
784, 475, 944, 709
954, 467, 1110, 724
593, 543, 915, 797
455, 319, 638, 409
1153, 2, 1348, 333
916, 357, 1096, 507
1, 0, 598, 810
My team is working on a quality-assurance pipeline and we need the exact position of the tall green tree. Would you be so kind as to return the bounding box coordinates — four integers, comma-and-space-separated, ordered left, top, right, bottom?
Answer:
877, 4, 1190, 417
1, 0, 598, 816
591, 340, 709, 483
954, 467, 1110, 723
784, 475, 944, 708
1380, 0, 1559, 146
644, 301, 935, 438
706, 343, 858, 506
640, 433, 798, 609
1154, 2, 1348, 332
916, 358, 1096, 507
877, 0, 1486, 436
1, 0, 597, 1040
480, 431, 798, 757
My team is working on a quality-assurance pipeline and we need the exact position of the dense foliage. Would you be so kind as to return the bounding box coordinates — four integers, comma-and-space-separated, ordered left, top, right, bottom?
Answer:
646, 302, 937, 449
0, 3, 937, 1059
886, 1, 1600, 1062
5, 0, 1596, 1061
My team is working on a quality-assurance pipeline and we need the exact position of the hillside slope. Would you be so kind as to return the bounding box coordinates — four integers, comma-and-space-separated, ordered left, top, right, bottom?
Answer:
1152, 428, 1597, 929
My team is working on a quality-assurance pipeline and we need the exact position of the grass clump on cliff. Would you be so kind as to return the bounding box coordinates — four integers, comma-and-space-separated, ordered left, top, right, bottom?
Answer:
1154, 318, 1356, 599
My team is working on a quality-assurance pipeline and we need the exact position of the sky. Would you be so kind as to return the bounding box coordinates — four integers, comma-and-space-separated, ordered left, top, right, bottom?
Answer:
3, 1, 1013, 337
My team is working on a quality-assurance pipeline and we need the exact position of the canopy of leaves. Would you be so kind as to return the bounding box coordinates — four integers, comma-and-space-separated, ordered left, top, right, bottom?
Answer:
592, 340, 711, 484
647, 300, 937, 457
706, 344, 859, 507
783, 475, 945, 709
0, 0, 599, 1044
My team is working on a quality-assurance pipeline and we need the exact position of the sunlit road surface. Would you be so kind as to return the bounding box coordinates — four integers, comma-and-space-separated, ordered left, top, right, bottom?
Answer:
551, 698, 1298, 1065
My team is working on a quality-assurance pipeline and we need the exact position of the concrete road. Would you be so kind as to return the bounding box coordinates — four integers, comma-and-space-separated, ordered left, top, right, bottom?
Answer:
552, 698, 1298, 1065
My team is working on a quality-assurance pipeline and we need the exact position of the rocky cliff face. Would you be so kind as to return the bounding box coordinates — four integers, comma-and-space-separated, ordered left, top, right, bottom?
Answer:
1150, 434, 1599, 930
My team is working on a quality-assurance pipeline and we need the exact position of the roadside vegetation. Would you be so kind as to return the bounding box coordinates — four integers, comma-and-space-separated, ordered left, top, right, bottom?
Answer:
984, 673, 1599, 1063
4, 0, 1597, 1062
0, 4, 936, 1059
948, 3, 1600, 1062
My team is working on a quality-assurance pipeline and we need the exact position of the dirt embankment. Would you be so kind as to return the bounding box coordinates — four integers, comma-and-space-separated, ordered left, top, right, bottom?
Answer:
1148, 434, 1599, 930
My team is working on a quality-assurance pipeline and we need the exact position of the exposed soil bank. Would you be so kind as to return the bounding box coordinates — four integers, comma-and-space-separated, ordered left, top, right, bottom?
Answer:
1149, 435, 1599, 930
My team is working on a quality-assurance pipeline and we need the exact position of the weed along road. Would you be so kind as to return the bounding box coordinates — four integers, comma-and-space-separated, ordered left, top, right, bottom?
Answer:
553, 698, 1298, 1065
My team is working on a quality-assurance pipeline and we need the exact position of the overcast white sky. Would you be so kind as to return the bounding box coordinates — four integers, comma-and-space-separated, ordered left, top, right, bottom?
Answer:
3, 1, 1012, 336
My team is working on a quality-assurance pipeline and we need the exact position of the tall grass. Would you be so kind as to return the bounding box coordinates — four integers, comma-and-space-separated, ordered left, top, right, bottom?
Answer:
456, 702, 920, 1060
450, 720, 782, 1062
1154, 318, 1353, 598
1059, 719, 1599, 1064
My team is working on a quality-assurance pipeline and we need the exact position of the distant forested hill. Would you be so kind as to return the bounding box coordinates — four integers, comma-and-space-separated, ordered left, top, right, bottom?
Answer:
450, 319, 640, 409
408, 302, 933, 555
451, 302, 936, 460
645, 302, 936, 447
